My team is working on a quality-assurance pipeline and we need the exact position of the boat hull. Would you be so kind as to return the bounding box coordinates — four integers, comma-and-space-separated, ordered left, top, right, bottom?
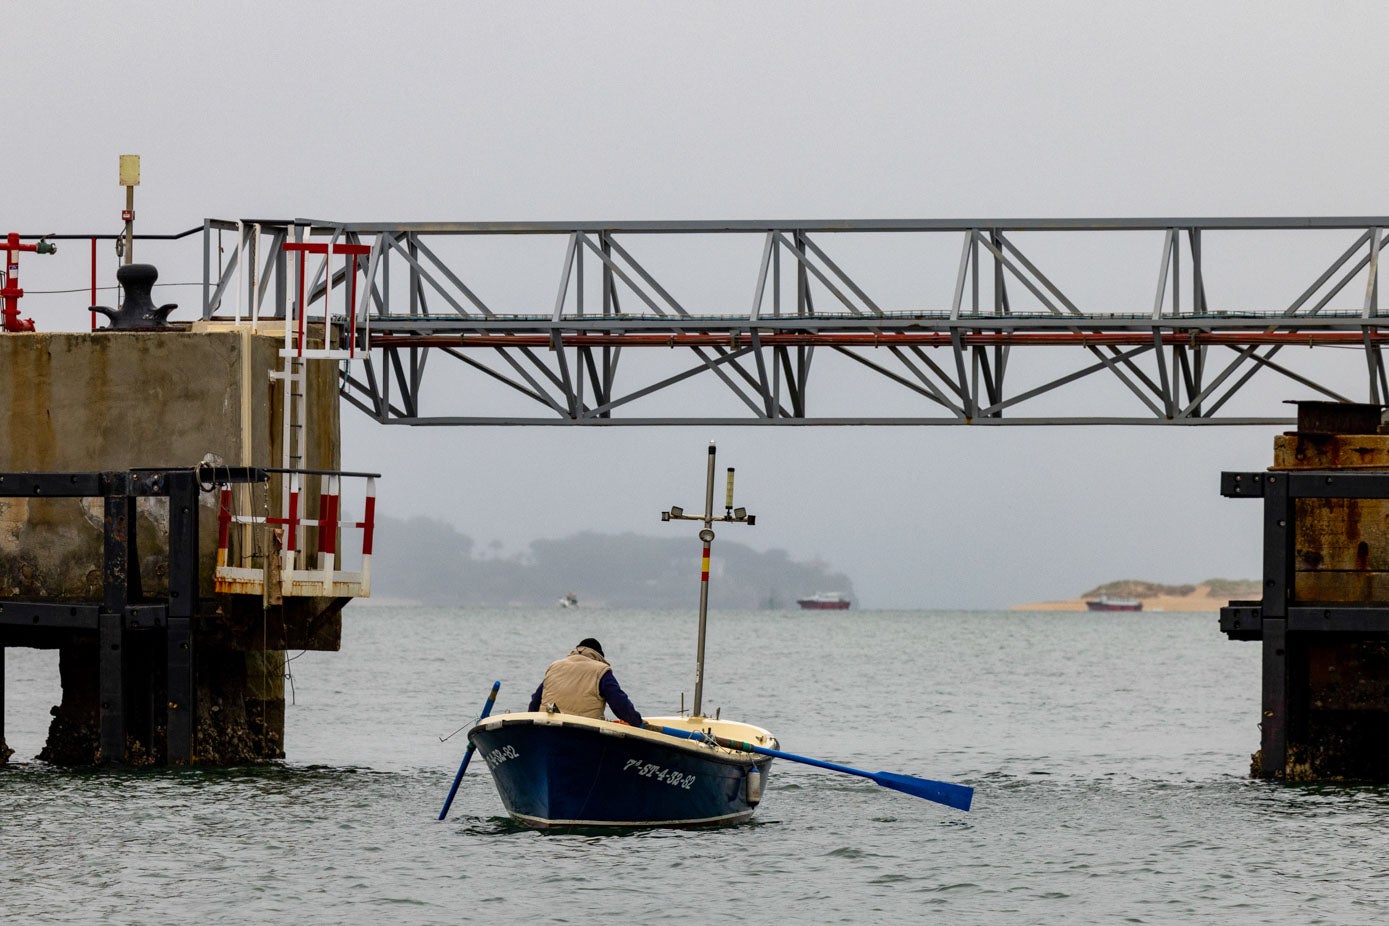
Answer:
797, 598, 851, 610
467, 714, 775, 828
1085, 599, 1142, 612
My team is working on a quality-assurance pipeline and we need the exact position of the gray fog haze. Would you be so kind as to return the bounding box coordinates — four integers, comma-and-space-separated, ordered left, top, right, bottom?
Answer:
5, 2, 1380, 606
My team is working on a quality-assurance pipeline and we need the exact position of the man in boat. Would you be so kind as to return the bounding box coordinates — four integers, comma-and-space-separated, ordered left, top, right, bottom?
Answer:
528, 638, 644, 727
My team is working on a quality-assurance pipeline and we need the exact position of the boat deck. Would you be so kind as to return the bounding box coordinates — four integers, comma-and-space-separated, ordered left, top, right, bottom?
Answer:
474, 711, 777, 755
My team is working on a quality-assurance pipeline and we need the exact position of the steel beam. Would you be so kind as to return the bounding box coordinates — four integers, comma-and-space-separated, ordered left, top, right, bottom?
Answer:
167, 471, 198, 620
292, 216, 1389, 233
0, 602, 100, 630
167, 616, 193, 765
180, 216, 1389, 423
1261, 618, 1288, 778
98, 609, 123, 764
103, 480, 133, 613
1262, 473, 1292, 620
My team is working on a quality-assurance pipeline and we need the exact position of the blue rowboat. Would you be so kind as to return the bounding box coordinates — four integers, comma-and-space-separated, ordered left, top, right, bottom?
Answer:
466, 448, 779, 829
450, 446, 971, 825
467, 712, 776, 829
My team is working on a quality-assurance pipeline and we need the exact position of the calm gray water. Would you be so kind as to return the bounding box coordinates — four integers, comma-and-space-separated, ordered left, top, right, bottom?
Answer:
4, 606, 1388, 924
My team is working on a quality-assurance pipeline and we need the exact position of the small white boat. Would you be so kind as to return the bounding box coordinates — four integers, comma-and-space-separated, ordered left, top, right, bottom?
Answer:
797, 592, 851, 610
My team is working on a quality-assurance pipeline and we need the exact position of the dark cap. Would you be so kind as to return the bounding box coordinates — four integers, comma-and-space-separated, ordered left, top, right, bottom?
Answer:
577, 637, 604, 656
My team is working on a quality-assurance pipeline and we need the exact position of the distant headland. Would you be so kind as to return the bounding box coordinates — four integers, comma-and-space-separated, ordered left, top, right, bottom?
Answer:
1011, 578, 1261, 612
363, 514, 856, 609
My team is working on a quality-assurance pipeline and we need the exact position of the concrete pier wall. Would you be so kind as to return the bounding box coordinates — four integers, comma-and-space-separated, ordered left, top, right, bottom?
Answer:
0, 325, 343, 765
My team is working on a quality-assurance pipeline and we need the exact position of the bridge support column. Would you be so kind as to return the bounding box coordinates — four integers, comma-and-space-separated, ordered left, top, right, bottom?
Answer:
1223, 401, 1389, 781
97, 611, 124, 764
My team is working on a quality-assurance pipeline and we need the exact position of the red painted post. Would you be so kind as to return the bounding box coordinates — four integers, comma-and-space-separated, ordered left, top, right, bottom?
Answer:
333, 244, 370, 359
317, 476, 338, 559
216, 488, 233, 567
282, 242, 330, 356
286, 484, 300, 557
360, 482, 376, 557
1, 232, 51, 332
89, 237, 97, 331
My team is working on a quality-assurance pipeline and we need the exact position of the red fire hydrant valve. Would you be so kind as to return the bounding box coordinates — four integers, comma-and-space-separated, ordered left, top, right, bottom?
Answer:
1, 232, 56, 332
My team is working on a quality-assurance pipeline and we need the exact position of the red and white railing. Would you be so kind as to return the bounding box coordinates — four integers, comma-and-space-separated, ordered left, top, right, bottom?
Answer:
281, 240, 371, 361
214, 469, 376, 598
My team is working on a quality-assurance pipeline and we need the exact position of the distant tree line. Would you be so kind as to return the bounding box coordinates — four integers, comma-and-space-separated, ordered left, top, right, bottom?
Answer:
1081, 578, 1260, 599
370, 515, 857, 609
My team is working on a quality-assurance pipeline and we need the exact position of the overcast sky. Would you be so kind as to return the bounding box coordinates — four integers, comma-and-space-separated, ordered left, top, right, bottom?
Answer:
5, 2, 1384, 607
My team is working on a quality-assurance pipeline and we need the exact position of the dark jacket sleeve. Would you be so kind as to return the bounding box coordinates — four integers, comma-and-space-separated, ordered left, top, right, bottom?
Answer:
599, 670, 643, 726
528, 682, 543, 712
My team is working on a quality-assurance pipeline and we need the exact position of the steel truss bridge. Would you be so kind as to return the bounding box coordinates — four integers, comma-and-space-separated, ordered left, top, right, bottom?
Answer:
194, 217, 1389, 426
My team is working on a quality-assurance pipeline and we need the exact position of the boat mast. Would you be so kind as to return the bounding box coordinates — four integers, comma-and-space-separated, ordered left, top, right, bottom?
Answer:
661, 442, 755, 718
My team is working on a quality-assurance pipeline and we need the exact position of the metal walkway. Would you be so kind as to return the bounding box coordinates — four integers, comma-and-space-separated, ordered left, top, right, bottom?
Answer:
187, 216, 1389, 424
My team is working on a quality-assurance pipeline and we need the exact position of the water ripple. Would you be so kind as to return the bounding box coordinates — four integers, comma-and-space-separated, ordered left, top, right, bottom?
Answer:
7, 608, 1389, 924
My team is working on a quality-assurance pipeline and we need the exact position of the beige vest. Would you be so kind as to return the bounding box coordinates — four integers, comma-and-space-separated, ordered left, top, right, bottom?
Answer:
539, 646, 610, 719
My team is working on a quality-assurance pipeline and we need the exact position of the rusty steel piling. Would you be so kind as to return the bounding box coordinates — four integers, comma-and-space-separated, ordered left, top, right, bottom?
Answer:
1222, 401, 1389, 780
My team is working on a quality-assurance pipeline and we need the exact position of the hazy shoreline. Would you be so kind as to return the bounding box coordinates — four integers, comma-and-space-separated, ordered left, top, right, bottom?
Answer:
1012, 584, 1239, 613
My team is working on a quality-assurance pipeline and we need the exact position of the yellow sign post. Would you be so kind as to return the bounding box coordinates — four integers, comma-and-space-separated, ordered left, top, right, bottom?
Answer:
118, 154, 139, 265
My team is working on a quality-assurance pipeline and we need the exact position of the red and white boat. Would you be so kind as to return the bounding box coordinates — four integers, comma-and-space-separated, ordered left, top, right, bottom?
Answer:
797, 592, 851, 610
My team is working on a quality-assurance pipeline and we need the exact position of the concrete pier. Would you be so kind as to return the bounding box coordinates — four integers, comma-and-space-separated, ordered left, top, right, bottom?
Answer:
0, 324, 345, 765
1222, 401, 1389, 781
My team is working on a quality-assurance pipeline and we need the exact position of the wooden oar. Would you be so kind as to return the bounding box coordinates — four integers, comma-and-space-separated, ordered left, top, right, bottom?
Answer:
647, 723, 973, 812
437, 681, 501, 821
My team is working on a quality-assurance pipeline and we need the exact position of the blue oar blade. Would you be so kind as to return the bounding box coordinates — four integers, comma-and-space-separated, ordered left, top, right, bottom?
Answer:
873, 771, 974, 811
